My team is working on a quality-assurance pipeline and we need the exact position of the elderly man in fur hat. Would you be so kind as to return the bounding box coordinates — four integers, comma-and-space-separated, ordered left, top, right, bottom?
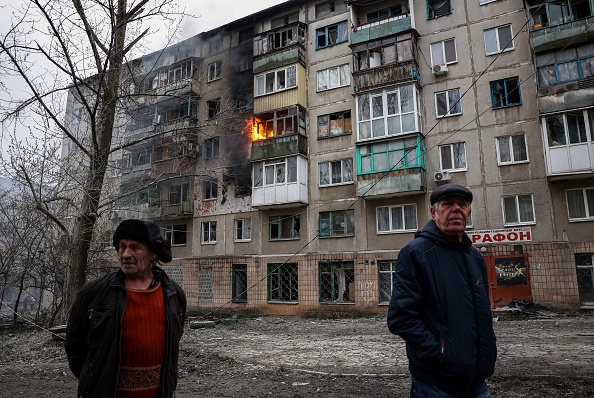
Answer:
65, 219, 186, 398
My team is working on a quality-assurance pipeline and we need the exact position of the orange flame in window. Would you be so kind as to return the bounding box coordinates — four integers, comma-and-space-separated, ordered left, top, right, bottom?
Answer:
243, 117, 267, 141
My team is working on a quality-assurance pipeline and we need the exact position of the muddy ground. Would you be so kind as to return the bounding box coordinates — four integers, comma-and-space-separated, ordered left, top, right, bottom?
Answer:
1, 312, 593, 397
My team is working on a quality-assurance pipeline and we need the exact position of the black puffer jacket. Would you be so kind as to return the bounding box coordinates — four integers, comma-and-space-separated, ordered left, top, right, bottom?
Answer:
65, 267, 186, 398
387, 220, 497, 396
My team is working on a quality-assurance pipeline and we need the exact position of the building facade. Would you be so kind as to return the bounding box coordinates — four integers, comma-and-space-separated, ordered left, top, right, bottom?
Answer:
63, 0, 594, 315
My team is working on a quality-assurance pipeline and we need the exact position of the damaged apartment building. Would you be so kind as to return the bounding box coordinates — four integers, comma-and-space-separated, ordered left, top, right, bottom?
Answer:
62, 0, 594, 315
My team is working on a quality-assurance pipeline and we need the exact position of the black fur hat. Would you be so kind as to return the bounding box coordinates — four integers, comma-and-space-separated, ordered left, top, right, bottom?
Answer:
113, 219, 172, 263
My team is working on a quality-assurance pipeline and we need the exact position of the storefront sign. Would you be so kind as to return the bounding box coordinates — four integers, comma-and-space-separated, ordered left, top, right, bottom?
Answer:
495, 256, 528, 286
467, 227, 532, 244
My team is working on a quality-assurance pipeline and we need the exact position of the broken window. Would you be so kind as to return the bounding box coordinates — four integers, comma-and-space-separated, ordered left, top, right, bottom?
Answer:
319, 262, 355, 304
204, 137, 219, 159
232, 264, 248, 303
319, 210, 355, 237
203, 178, 218, 200
316, 21, 348, 49
366, 4, 407, 23
490, 77, 521, 109
267, 263, 298, 302
207, 60, 222, 82
427, 0, 451, 19
318, 110, 351, 137
269, 215, 300, 240
207, 99, 220, 119
208, 36, 223, 54
378, 260, 397, 304
163, 224, 187, 245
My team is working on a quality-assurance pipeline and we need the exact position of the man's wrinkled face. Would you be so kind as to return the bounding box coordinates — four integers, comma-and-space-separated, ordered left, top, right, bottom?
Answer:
430, 196, 471, 241
118, 239, 155, 278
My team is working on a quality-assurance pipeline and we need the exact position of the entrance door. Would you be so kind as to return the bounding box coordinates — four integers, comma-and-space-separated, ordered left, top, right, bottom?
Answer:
575, 253, 594, 306
485, 255, 532, 308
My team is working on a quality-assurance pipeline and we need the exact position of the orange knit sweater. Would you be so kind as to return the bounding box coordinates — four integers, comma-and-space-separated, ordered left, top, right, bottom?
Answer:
116, 283, 165, 398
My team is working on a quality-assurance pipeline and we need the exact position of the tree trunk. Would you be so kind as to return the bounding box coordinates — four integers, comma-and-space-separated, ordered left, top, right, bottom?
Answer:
63, 0, 129, 312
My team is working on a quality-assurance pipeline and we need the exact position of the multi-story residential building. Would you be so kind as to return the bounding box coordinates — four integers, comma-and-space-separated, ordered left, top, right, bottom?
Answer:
62, 0, 594, 314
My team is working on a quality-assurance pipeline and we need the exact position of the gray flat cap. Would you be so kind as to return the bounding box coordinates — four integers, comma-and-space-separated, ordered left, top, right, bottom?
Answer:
430, 183, 473, 205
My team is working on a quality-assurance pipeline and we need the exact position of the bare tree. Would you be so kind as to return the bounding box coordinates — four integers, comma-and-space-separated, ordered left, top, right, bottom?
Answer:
0, 0, 186, 313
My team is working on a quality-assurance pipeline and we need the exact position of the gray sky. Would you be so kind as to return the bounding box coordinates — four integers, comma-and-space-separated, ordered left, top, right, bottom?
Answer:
0, 0, 287, 160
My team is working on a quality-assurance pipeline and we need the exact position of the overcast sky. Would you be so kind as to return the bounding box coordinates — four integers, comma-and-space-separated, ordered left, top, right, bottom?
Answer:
0, 0, 287, 160
153, 0, 288, 49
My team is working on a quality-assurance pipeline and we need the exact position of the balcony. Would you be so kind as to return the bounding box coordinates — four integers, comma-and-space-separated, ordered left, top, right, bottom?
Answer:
353, 60, 419, 93
355, 134, 426, 197
252, 155, 308, 208
251, 133, 307, 162
356, 168, 426, 197
531, 16, 594, 53
159, 200, 194, 218
351, 15, 412, 45
253, 22, 306, 61
542, 111, 594, 178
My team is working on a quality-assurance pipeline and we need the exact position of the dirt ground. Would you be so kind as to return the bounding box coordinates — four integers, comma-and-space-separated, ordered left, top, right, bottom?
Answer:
1, 311, 593, 398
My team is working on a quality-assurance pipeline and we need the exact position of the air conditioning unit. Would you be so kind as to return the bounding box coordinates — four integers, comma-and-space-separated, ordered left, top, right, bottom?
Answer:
432, 64, 448, 75
108, 210, 119, 220
433, 171, 452, 182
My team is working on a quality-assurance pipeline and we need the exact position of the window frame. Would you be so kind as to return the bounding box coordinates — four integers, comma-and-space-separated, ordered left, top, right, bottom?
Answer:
316, 20, 348, 49
203, 178, 218, 200
357, 135, 425, 175
319, 159, 354, 187
201, 221, 217, 244
317, 110, 352, 138
163, 224, 188, 246
434, 88, 462, 117
207, 99, 221, 119
267, 263, 299, 303
496, 133, 529, 165
484, 24, 514, 55
438, 142, 467, 172
207, 60, 222, 82
356, 85, 420, 141
204, 137, 220, 160
490, 77, 522, 109
316, 64, 350, 92
318, 210, 355, 238
502, 194, 536, 226
430, 38, 457, 66
269, 214, 300, 241
318, 261, 355, 304
232, 264, 248, 303
376, 204, 418, 233
234, 218, 252, 242
255, 65, 297, 97
427, 0, 452, 19
566, 188, 594, 221
378, 260, 397, 304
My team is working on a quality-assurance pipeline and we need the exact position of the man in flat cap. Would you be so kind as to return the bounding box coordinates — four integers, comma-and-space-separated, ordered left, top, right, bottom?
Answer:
387, 184, 497, 397
65, 219, 186, 398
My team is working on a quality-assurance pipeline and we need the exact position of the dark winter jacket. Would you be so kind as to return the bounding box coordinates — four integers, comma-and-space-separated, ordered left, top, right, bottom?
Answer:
387, 220, 497, 396
65, 266, 186, 398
